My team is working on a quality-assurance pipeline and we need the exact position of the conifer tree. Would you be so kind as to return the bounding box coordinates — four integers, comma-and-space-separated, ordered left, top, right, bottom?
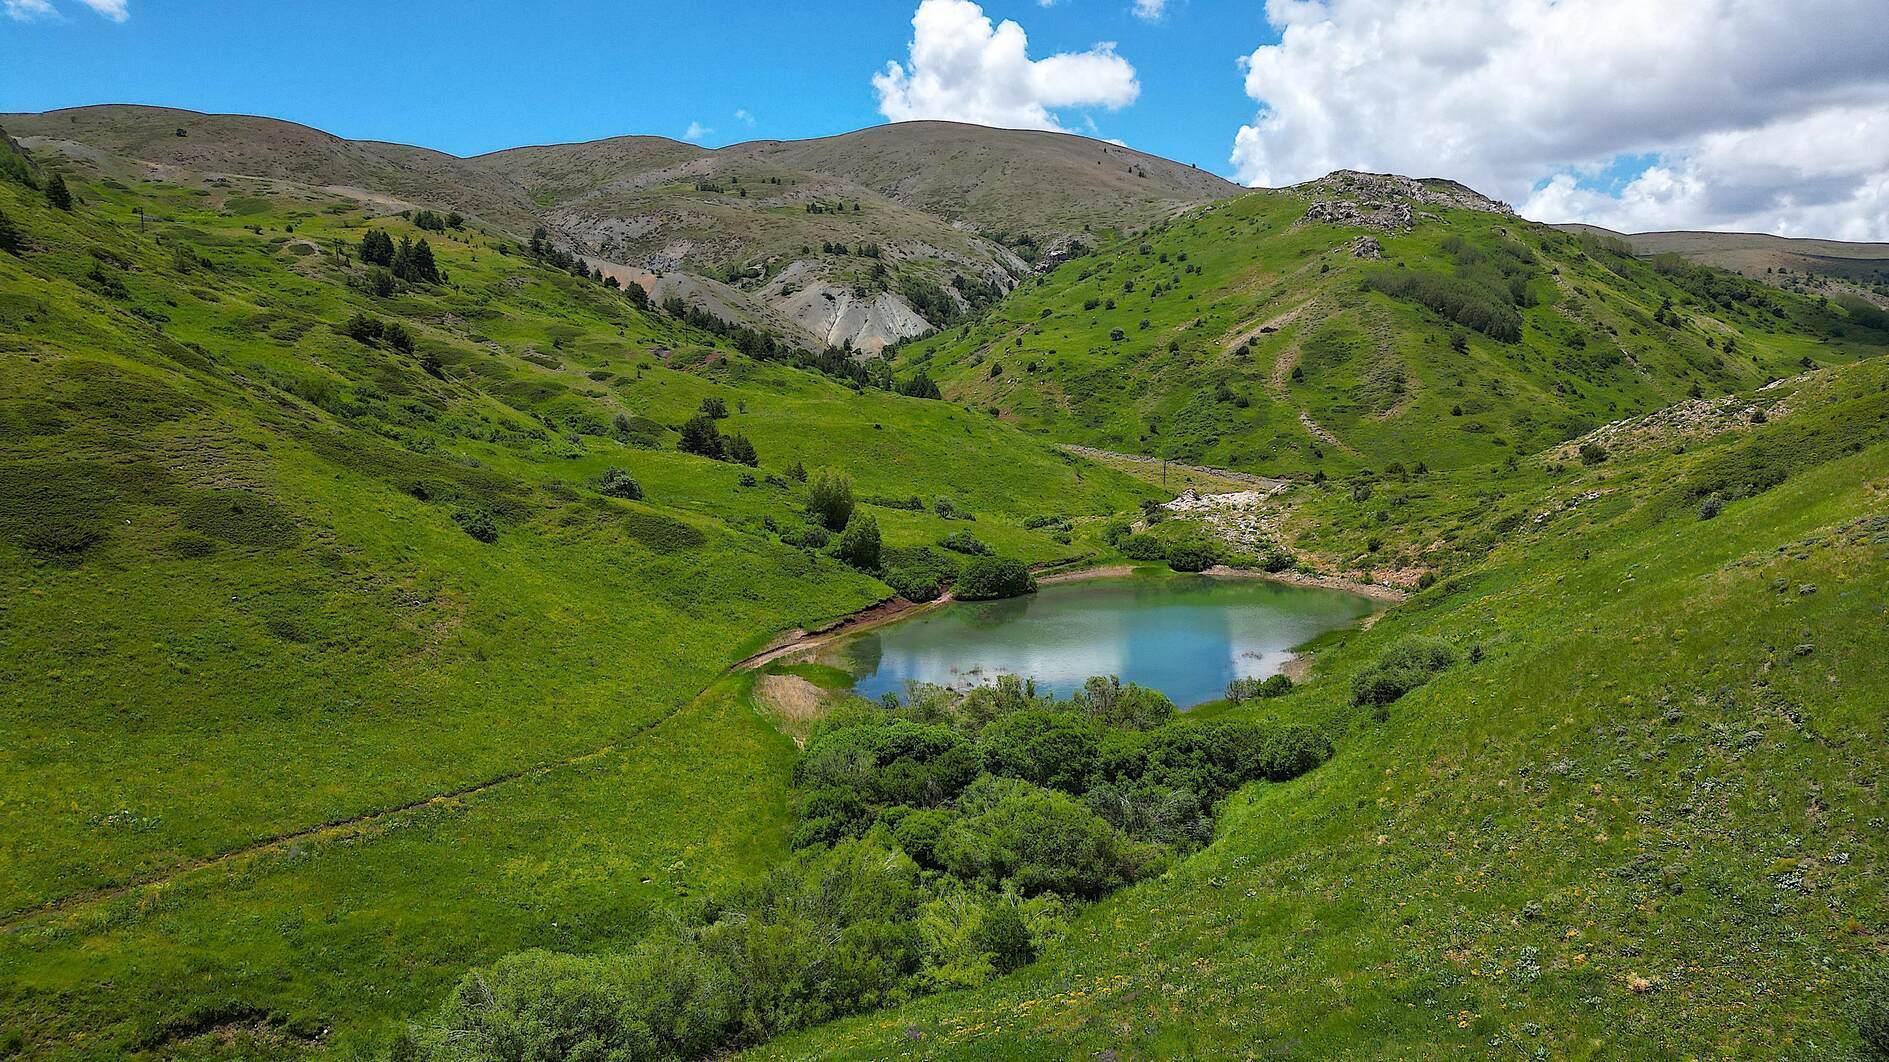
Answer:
45, 173, 71, 211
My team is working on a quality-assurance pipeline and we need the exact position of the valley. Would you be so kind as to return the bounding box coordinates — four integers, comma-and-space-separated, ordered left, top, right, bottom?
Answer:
0, 103, 1885, 1061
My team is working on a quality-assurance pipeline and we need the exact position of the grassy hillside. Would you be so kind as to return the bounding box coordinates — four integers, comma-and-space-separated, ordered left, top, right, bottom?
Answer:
770, 357, 1889, 1059
898, 183, 1889, 476
6, 108, 1238, 354
1561, 223, 1889, 304
5, 115, 1888, 1062
0, 145, 1156, 1058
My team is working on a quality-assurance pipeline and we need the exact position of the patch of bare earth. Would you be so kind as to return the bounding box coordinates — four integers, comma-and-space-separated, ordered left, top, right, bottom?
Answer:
753, 674, 826, 746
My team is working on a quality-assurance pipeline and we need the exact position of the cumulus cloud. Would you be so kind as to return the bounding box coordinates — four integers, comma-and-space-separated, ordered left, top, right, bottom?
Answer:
1228, 0, 1889, 238
683, 121, 711, 142
874, 0, 1140, 133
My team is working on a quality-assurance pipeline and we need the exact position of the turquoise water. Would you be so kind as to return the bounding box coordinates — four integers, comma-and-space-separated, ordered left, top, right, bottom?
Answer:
839, 575, 1380, 707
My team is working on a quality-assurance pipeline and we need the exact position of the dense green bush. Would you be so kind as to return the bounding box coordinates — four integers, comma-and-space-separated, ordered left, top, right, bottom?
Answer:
834, 512, 882, 571
939, 530, 991, 555
1071, 675, 1177, 731
806, 467, 855, 531
1118, 534, 1168, 561
1226, 673, 1292, 703
936, 776, 1156, 899
597, 467, 642, 500
1165, 541, 1218, 572
402, 836, 927, 1061
1350, 637, 1456, 708
452, 508, 498, 543
794, 718, 979, 815
880, 545, 959, 602
1364, 267, 1523, 342
955, 557, 1036, 600
977, 710, 1101, 794
421, 667, 1340, 1058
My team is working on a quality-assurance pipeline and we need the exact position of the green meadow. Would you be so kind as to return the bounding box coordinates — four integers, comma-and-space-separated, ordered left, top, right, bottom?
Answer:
2, 129, 1887, 1060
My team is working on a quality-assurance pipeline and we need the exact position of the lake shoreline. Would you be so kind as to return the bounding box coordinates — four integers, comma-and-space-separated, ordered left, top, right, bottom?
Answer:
735, 561, 1401, 687
1039, 561, 1407, 603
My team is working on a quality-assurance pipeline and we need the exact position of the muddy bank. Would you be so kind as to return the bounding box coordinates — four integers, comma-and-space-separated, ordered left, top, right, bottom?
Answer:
733, 594, 953, 672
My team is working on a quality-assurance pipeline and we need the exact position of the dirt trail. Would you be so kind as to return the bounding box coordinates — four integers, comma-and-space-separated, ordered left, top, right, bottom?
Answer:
1297, 410, 1358, 455
1223, 299, 1314, 356
1269, 346, 1301, 393
1, 691, 708, 933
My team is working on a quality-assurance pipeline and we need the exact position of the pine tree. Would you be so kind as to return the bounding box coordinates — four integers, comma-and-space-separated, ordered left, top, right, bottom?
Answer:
677, 414, 725, 460
726, 434, 757, 467
360, 229, 396, 267
0, 207, 19, 254
45, 173, 72, 211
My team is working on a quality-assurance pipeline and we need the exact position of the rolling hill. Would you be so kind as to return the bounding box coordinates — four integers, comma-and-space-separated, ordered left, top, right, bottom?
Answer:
895, 171, 1888, 477
3, 106, 1238, 354
2, 111, 1887, 1062
1559, 223, 1889, 306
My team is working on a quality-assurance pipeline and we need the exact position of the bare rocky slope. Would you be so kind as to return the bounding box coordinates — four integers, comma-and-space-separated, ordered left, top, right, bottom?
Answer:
5, 106, 1239, 351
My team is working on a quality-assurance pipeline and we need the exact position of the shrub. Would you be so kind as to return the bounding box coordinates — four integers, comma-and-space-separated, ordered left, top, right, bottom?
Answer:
45, 173, 72, 211
726, 433, 758, 466
955, 557, 1035, 600
1579, 441, 1609, 465
977, 711, 1101, 794
1350, 637, 1455, 707
1363, 267, 1523, 341
806, 467, 854, 531
1118, 534, 1168, 562
452, 508, 498, 543
794, 718, 980, 813
599, 467, 643, 500
782, 524, 829, 550
835, 512, 882, 572
0, 207, 19, 254
1165, 542, 1218, 572
1698, 493, 1724, 520
1073, 676, 1176, 731
936, 776, 1154, 899
699, 396, 729, 419
880, 546, 959, 602
1226, 673, 1292, 703
403, 836, 926, 1061
939, 530, 991, 555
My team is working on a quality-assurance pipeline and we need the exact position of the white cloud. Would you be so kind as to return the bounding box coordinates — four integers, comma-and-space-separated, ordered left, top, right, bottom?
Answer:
874, 0, 1141, 133
4, 0, 125, 19
1132, 0, 1167, 21
683, 121, 711, 142
1228, 0, 1889, 239
4, 0, 60, 20
75, 0, 126, 20
734, 109, 756, 127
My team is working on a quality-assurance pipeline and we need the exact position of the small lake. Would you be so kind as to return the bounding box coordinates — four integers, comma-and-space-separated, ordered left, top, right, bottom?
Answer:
837, 575, 1381, 707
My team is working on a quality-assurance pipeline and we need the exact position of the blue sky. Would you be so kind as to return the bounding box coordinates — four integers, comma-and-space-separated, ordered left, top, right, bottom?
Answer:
0, 0, 1273, 172
5, 0, 1887, 239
